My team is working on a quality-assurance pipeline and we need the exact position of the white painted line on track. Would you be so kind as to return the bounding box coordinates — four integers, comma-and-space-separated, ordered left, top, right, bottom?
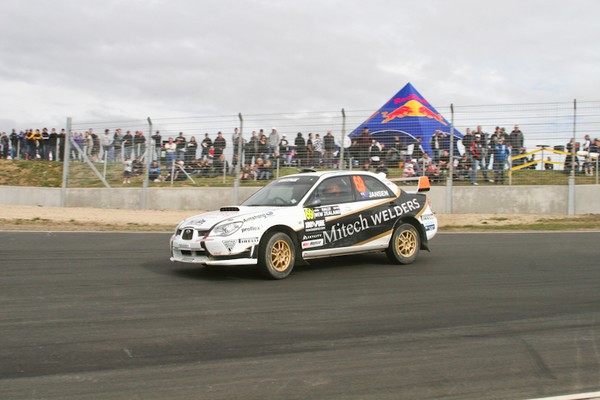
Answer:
526, 391, 600, 400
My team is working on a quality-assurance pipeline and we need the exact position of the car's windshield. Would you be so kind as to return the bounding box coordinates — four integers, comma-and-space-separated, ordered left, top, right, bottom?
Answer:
242, 176, 318, 206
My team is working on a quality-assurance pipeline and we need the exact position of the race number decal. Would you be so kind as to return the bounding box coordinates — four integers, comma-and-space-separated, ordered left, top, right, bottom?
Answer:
353, 176, 366, 193
304, 208, 315, 220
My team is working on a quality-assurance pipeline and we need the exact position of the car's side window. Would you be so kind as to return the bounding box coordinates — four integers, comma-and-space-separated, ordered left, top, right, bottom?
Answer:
307, 176, 355, 206
352, 175, 395, 201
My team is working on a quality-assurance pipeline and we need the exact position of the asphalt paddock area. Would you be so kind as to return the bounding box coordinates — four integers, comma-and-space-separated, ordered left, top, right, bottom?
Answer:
1, 231, 600, 400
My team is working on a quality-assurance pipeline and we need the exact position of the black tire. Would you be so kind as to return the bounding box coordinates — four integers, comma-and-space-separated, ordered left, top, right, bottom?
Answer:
257, 232, 295, 279
386, 223, 420, 265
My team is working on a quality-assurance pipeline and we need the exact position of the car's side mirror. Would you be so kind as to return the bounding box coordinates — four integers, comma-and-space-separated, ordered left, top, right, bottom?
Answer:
304, 197, 321, 208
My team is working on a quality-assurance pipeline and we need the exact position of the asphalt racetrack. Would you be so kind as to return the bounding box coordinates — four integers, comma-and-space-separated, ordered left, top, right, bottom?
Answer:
1, 231, 599, 400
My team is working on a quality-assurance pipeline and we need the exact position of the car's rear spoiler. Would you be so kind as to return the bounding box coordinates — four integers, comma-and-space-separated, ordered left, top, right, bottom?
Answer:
388, 176, 431, 193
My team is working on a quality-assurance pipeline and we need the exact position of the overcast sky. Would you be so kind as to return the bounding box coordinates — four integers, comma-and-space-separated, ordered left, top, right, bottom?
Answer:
1, 0, 598, 134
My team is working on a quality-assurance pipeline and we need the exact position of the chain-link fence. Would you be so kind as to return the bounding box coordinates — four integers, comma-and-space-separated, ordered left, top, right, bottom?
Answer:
53, 100, 598, 190
5, 100, 598, 193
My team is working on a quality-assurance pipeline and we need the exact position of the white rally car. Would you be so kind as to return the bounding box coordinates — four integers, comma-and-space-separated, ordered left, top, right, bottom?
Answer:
170, 170, 437, 279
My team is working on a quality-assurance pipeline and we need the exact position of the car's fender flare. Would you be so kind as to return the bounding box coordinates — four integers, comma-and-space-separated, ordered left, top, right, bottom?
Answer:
258, 225, 308, 265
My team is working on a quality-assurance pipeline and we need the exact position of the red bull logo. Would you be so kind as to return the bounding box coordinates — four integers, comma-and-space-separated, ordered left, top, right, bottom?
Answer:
381, 99, 447, 126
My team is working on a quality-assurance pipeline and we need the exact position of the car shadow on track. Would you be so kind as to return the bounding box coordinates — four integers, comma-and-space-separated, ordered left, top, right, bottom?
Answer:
142, 251, 419, 281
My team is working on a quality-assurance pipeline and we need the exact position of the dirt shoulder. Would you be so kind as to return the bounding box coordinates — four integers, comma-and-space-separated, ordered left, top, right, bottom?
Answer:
1, 205, 599, 232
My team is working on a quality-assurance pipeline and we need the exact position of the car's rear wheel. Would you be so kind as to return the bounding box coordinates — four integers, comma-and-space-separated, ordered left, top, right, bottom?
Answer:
386, 223, 420, 264
257, 232, 295, 279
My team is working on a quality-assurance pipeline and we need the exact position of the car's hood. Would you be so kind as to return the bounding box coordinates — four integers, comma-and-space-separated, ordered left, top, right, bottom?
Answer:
177, 206, 278, 230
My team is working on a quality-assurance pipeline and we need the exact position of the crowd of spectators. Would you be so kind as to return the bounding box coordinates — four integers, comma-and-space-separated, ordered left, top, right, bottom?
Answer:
2, 124, 598, 184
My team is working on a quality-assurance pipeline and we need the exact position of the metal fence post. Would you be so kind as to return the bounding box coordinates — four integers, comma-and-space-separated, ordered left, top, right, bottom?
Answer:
340, 108, 346, 170
141, 117, 152, 210
445, 104, 454, 213
60, 117, 72, 207
568, 99, 576, 215
233, 113, 243, 205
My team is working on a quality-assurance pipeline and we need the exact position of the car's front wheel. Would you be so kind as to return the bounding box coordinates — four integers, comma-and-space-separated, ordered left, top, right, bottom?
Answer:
386, 223, 420, 264
257, 232, 295, 279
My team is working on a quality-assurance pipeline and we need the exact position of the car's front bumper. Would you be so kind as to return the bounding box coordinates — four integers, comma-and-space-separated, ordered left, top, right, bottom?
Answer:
170, 232, 258, 266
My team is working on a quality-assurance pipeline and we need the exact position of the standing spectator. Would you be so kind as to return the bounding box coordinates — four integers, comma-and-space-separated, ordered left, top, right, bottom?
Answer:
268, 128, 279, 157
151, 130, 162, 162
200, 133, 212, 160
493, 136, 510, 184
357, 127, 371, 164
581, 134, 593, 176
565, 138, 579, 174
313, 133, 323, 166
0, 133, 9, 159
48, 128, 58, 161
509, 124, 524, 157
393, 135, 408, 163
411, 136, 424, 161
213, 131, 226, 160
430, 130, 443, 164
185, 136, 198, 164
100, 129, 113, 162
164, 137, 176, 168
74, 132, 85, 161
22, 130, 30, 159
122, 130, 133, 161
113, 128, 123, 162
175, 132, 187, 162
9, 129, 18, 159
91, 129, 100, 162
499, 127, 509, 142
487, 127, 501, 168
232, 128, 243, 164
133, 130, 146, 159
461, 128, 474, 156
474, 125, 489, 168
470, 134, 492, 185
58, 129, 66, 161
31, 129, 42, 159
257, 134, 268, 159
245, 131, 258, 165
581, 134, 592, 152
306, 133, 314, 166
279, 134, 290, 166
294, 132, 306, 166
83, 131, 92, 160
323, 130, 336, 168
40, 128, 50, 160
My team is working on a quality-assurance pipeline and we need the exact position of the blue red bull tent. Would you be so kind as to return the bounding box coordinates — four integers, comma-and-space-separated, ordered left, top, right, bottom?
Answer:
349, 82, 462, 158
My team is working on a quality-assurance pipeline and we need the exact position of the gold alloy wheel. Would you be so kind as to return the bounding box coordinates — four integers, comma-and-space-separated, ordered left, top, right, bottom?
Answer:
396, 229, 417, 258
270, 239, 292, 272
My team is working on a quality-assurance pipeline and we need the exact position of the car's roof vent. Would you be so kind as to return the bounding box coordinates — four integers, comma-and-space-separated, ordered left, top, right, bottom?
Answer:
220, 206, 240, 212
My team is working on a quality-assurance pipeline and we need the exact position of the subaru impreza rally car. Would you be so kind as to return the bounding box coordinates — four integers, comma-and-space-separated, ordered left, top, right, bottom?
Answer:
170, 170, 437, 279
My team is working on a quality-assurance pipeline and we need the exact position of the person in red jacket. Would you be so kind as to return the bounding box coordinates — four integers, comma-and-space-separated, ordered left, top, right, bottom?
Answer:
470, 134, 492, 185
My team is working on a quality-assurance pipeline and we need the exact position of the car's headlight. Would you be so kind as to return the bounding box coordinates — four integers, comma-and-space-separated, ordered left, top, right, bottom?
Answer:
210, 221, 243, 236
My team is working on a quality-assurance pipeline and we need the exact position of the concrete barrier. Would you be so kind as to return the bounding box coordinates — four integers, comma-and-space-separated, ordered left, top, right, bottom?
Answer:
1, 185, 599, 214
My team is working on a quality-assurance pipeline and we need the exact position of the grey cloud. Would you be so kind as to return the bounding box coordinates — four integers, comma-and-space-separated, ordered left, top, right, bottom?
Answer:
1, 0, 599, 132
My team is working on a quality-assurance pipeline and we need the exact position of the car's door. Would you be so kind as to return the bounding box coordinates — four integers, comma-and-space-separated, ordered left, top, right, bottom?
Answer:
299, 174, 397, 258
